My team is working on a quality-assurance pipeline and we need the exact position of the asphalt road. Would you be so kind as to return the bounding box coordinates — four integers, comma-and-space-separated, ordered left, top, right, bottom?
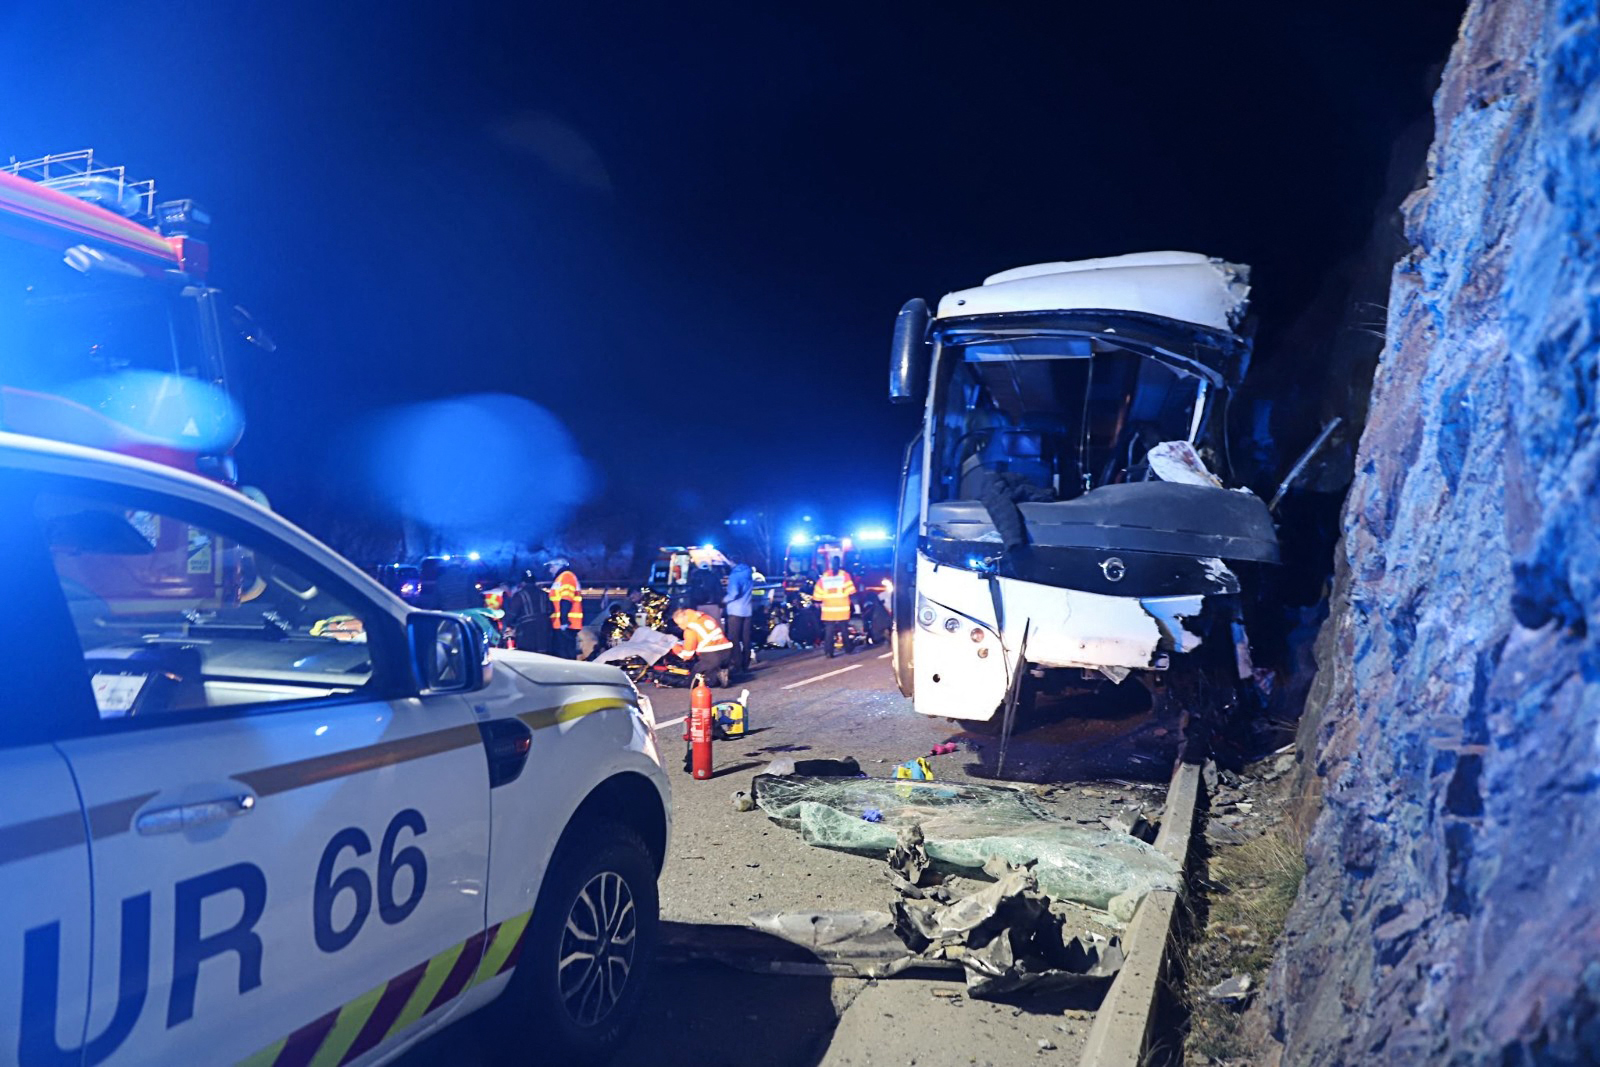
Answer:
403, 641, 1180, 1067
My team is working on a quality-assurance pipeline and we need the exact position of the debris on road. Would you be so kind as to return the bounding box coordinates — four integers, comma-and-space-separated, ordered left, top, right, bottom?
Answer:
890, 856, 1124, 997
758, 756, 863, 777
751, 776, 1180, 919
750, 857, 1123, 998
731, 790, 755, 812
886, 824, 938, 896
751, 910, 904, 956
862, 808, 884, 823
1206, 972, 1254, 1005
894, 757, 936, 780
929, 742, 960, 756
1100, 808, 1159, 844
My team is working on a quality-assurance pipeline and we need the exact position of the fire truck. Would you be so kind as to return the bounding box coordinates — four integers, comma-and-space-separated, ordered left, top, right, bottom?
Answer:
0, 150, 258, 482
782, 531, 894, 594
0, 151, 269, 619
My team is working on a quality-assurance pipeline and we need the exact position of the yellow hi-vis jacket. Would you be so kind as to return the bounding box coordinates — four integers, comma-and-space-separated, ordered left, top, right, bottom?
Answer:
670, 609, 733, 659
812, 570, 857, 622
548, 569, 584, 629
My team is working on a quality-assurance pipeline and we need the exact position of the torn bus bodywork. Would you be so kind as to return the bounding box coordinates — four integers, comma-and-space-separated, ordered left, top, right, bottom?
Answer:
887, 253, 1278, 723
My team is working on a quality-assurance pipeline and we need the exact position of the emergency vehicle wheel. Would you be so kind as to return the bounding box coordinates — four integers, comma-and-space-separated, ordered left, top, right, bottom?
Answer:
510, 819, 658, 1063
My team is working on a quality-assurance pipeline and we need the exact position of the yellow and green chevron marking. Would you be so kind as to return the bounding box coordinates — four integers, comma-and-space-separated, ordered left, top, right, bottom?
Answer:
235, 910, 533, 1067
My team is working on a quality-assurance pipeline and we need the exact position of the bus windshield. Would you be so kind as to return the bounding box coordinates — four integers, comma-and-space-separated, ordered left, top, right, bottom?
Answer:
930, 333, 1209, 504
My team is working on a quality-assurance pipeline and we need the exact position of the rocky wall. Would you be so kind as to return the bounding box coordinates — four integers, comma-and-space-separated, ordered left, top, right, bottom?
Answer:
1271, 0, 1600, 1062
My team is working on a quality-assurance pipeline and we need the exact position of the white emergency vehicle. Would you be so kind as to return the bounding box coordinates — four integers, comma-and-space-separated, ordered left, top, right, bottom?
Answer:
0, 432, 670, 1066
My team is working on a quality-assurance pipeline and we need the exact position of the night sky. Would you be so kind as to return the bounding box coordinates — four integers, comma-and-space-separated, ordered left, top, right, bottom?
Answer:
0, 1, 1463, 556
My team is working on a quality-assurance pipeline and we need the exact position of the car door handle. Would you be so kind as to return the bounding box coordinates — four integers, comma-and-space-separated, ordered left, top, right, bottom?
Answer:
135, 794, 256, 835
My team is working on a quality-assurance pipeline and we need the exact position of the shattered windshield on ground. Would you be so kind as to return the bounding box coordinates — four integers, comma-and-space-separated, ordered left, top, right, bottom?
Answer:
752, 774, 1181, 921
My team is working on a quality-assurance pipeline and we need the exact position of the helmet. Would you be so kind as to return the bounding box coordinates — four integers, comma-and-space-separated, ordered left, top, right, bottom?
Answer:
545, 557, 570, 572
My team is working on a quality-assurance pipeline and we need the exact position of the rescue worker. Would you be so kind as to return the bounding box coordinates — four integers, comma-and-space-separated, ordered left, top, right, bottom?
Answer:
812, 556, 856, 657
669, 606, 734, 687
687, 564, 724, 620
723, 559, 754, 679
859, 589, 881, 646
503, 570, 551, 653
546, 558, 584, 660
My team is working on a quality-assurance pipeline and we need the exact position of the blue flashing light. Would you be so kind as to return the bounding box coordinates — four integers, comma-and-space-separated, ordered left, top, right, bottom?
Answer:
467, 551, 481, 561
440, 553, 453, 561
802, 514, 813, 522
855, 528, 890, 543
789, 531, 814, 547
704, 542, 715, 551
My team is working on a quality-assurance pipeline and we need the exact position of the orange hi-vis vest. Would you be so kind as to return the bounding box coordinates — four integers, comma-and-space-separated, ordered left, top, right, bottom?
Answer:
548, 569, 584, 629
812, 570, 857, 621
671, 609, 733, 659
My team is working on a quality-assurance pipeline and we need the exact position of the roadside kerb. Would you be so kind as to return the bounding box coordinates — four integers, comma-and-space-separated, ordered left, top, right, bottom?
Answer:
1076, 759, 1201, 1067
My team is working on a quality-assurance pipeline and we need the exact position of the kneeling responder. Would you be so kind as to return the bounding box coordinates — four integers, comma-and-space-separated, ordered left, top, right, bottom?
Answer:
670, 607, 734, 688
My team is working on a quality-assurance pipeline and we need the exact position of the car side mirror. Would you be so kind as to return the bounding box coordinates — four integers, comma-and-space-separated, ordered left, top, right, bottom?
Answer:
889, 298, 930, 404
409, 612, 491, 693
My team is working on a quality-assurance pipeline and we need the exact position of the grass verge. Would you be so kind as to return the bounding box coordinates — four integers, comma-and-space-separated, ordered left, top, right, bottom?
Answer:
1183, 808, 1305, 1064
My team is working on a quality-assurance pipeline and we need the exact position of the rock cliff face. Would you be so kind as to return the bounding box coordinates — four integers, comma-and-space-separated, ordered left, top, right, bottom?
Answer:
1272, 1, 1600, 1062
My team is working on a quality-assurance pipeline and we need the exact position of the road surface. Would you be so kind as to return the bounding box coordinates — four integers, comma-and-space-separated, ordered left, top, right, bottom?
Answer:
403, 642, 1181, 1067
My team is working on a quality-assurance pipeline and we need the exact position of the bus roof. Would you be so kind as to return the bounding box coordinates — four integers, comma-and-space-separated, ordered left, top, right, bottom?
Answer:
935, 252, 1250, 333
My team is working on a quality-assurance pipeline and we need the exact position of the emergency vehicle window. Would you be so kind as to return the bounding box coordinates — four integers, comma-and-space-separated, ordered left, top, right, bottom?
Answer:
35, 490, 379, 720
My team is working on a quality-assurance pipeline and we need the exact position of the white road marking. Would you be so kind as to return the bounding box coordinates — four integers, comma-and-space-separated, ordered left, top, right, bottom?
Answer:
655, 714, 687, 729
781, 663, 863, 690
877, 652, 892, 659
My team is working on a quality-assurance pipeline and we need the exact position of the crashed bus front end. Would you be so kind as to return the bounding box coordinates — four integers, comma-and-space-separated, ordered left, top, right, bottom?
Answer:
888, 253, 1278, 722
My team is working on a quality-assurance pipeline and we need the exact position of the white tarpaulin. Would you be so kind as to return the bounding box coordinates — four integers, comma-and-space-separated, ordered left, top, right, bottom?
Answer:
591, 625, 678, 666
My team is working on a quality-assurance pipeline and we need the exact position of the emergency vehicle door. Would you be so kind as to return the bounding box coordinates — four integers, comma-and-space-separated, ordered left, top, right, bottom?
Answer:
1, 480, 96, 1067
0, 749, 94, 1067
31, 480, 492, 1066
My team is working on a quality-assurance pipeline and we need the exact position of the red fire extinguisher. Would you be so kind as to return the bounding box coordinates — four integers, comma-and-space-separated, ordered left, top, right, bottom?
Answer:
688, 675, 714, 780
